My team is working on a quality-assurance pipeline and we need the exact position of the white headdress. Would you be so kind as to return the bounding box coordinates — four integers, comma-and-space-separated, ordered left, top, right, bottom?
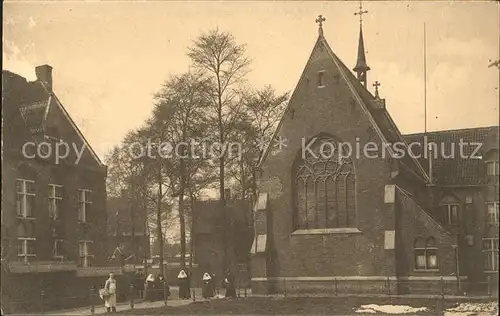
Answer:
202, 272, 212, 280
178, 269, 187, 279
146, 274, 155, 282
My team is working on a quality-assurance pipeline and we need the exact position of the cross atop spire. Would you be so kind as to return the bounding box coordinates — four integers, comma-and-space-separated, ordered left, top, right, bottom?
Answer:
373, 81, 381, 98
316, 15, 326, 36
354, 1, 368, 25
353, 1, 370, 88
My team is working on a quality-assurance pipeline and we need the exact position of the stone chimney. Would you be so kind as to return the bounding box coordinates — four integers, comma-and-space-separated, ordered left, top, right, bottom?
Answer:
35, 64, 53, 92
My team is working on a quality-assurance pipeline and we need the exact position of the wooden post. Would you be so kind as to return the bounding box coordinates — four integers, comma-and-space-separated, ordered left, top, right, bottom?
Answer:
387, 276, 391, 296
283, 277, 287, 297
40, 290, 45, 315
129, 284, 134, 309
90, 287, 95, 315
487, 276, 492, 297
163, 280, 168, 306
440, 277, 445, 299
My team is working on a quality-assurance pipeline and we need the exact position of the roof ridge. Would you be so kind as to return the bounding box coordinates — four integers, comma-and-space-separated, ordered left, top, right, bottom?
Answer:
403, 125, 500, 137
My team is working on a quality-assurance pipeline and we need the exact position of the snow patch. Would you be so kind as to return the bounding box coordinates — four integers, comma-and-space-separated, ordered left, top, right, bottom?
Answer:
355, 304, 428, 314
444, 302, 498, 316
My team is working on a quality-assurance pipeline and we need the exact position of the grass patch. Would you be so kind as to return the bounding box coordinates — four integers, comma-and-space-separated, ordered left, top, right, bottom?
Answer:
121, 296, 496, 315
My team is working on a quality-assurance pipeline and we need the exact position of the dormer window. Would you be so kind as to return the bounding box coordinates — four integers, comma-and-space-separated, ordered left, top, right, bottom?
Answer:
317, 71, 325, 88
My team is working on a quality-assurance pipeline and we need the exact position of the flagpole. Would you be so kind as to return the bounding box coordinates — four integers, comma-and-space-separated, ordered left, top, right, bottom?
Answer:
424, 23, 427, 134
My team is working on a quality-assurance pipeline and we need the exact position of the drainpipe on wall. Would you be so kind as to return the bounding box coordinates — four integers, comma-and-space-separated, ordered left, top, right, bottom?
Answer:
452, 244, 460, 292
428, 143, 433, 184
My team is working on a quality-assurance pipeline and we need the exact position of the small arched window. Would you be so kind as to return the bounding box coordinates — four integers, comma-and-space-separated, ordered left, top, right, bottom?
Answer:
414, 236, 438, 270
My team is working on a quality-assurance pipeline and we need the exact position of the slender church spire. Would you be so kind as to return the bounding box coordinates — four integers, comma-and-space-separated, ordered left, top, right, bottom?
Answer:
353, 1, 370, 88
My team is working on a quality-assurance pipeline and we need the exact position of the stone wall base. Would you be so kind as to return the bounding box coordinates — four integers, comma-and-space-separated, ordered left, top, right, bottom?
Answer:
251, 276, 471, 296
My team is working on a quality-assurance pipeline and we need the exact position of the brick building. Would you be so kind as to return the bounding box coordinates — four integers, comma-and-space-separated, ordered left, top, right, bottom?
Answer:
194, 196, 254, 285
107, 194, 150, 265
251, 20, 499, 295
1, 65, 123, 313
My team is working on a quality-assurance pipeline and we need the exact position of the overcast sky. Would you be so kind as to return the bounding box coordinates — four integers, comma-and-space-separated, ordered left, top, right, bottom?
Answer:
3, 1, 499, 161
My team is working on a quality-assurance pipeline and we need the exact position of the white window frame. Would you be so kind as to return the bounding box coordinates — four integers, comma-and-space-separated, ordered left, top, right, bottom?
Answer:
17, 237, 36, 263
48, 184, 63, 220
16, 179, 35, 218
442, 203, 459, 226
53, 239, 64, 260
483, 237, 499, 272
317, 70, 326, 88
78, 240, 94, 267
77, 189, 92, 223
486, 160, 499, 176
486, 202, 499, 226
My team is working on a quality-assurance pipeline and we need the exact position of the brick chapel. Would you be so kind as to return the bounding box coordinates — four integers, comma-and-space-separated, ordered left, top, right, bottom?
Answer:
250, 15, 499, 295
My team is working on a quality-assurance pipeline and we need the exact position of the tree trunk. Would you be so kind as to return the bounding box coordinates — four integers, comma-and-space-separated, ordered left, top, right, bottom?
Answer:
143, 186, 148, 277
130, 181, 136, 266
179, 155, 186, 270
156, 165, 164, 277
189, 192, 195, 271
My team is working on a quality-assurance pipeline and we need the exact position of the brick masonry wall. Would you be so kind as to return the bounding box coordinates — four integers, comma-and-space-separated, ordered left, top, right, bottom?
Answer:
1, 268, 128, 314
2, 156, 108, 265
253, 39, 396, 284
396, 189, 456, 279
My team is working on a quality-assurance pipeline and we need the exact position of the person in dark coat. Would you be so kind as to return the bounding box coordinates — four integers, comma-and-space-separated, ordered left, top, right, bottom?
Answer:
202, 272, 214, 299
223, 270, 236, 298
153, 275, 164, 301
177, 269, 190, 299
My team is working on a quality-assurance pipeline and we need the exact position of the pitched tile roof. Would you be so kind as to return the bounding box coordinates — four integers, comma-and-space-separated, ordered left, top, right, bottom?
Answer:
317, 36, 431, 182
403, 126, 499, 185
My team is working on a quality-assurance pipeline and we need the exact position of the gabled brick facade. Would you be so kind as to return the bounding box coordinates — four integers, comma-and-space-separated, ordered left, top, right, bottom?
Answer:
1, 66, 121, 313
251, 30, 499, 295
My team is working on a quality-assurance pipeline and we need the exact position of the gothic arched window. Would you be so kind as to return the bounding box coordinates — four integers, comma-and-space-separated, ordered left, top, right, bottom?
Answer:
293, 135, 356, 230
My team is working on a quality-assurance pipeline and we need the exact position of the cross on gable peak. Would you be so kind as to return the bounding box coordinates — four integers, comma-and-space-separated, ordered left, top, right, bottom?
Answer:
316, 15, 326, 36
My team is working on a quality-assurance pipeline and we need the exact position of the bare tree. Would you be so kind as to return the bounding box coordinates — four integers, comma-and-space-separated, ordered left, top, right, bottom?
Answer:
188, 29, 251, 270
151, 72, 211, 269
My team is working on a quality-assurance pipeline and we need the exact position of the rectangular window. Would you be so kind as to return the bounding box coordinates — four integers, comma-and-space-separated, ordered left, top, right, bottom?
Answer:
483, 237, 499, 271
78, 241, 94, 267
48, 184, 63, 220
78, 189, 92, 223
486, 161, 499, 176
415, 249, 426, 270
17, 238, 36, 263
16, 179, 35, 218
53, 239, 63, 259
441, 204, 459, 225
317, 71, 325, 87
486, 202, 499, 225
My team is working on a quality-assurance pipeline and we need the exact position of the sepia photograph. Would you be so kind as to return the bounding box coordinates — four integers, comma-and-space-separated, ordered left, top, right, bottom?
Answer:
2, 0, 499, 315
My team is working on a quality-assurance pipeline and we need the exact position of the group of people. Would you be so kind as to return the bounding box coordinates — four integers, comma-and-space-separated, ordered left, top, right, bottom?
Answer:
178, 268, 236, 300
144, 273, 170, 301
99, 268, 238, 312
199, 269, 236, 299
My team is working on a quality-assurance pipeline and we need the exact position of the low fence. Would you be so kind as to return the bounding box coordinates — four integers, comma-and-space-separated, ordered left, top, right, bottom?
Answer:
4, 276, 497, 314
4, 281, 252, 315
270, 276, 498, 298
